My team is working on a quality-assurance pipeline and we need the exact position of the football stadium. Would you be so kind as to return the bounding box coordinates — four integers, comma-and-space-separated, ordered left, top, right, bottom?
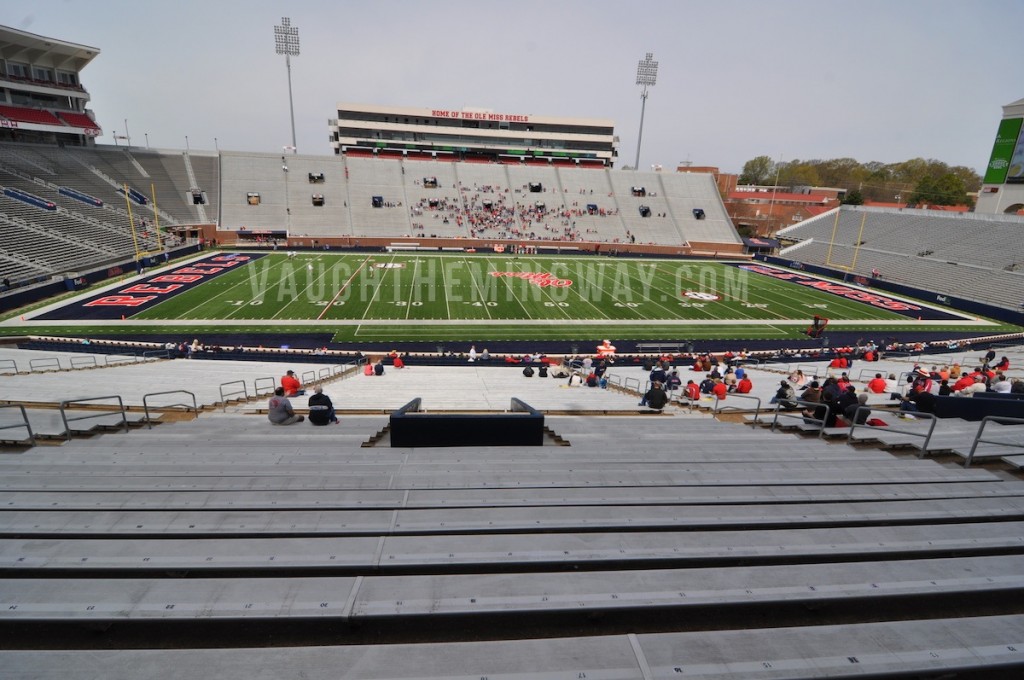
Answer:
2, 16, 1024, 680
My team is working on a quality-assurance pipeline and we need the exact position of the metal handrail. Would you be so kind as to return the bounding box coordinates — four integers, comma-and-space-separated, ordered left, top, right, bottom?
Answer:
771, 398, 831, 439
104, 354, 136, 366
713, 392, 762, 417
0, 404, 35, 445
218, 380, 248, 410
0, 359, 16, 375
70, 355, 97, 369
253, 376, 277, 396
59, 395, 128, 441
142, 348, 172, 360
142, 390, 198, 429
963, 416, 1024, 467
29, 357, 60, 372
848, 408, 937, 457
301, 370, 317, 386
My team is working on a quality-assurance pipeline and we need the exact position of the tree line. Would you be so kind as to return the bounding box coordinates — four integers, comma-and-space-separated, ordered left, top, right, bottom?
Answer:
738, 156, 980, 208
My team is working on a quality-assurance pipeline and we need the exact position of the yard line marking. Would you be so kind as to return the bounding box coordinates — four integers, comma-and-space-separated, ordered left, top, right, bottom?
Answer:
460, 256, 493, 320
360, 254, 398, 321
405, 256, 418, 320
439, 256, 452, 321
317, 255, 370, 321
272, 255, 327, 320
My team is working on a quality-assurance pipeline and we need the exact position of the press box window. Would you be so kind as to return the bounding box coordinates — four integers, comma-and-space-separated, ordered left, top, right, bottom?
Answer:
247, 192, 261, 206
308, 172, 325, 184
312, 194, 325, 207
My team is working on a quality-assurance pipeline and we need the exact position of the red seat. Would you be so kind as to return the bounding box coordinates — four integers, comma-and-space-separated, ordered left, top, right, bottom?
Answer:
57, 111, 100, 129
0, 105, 62, 125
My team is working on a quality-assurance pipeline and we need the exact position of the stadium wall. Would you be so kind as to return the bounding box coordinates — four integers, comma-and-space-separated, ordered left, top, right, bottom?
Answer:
759, 254, 1024, 326
204, 225, 748, 258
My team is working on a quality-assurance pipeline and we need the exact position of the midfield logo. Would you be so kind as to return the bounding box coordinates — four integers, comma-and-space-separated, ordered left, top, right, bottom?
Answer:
488, 271, 573, 288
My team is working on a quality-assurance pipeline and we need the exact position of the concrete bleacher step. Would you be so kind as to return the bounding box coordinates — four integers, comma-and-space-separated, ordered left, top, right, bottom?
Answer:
2, 496, 1023, 538
2, 555, 1020, 625
2, 480, 1019, 511
4, 614, 1023, 679
4, 521, 1022, 573
0, 464, 997, 490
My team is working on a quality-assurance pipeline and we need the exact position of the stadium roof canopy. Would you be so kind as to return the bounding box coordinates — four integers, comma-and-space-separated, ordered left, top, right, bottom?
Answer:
0, 24, 100, 71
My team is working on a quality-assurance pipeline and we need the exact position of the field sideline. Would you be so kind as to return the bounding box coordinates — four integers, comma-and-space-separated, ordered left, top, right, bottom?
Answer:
10, 251, 1006, 344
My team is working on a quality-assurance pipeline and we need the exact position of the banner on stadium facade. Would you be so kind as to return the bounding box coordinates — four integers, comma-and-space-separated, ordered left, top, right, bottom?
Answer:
982, 117, 1023, 184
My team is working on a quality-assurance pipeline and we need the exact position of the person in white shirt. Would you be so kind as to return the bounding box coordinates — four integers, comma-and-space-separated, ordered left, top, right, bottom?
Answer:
991, 375, 1012, 393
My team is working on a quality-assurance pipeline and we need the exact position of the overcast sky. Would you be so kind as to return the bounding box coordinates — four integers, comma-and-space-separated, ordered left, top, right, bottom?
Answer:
6, 0, 1022, 174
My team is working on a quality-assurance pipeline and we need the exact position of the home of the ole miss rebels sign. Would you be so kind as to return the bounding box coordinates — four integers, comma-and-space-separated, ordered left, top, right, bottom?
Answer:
431, 110, 530, 123
36, 253, 265, 321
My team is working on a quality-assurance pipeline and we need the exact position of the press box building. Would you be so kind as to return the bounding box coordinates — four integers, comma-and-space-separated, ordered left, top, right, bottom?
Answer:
329, 103, 618, 167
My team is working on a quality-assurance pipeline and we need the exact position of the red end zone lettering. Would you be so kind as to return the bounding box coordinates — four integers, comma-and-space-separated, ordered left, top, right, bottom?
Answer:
35, 252, 268, 322
84, 295, 158, 307
121, 284, 183, 294
174, 266, 223, 275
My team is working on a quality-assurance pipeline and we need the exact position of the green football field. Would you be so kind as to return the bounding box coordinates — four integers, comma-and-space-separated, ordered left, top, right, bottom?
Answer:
6, 252, 1007, 343
89, 252, 988, 342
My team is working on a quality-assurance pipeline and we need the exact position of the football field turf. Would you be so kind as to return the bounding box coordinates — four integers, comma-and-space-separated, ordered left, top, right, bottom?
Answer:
13, 251, 1001, 344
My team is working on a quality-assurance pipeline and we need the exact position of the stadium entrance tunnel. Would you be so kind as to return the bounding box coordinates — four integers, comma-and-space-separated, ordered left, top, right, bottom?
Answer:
389, 397, 544, 447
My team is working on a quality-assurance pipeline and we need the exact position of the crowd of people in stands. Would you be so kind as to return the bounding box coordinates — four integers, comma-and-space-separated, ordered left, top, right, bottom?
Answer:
402, 182, 641, 244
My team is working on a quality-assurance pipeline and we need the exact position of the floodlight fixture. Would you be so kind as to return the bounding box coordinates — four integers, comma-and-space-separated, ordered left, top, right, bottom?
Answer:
636, 52, 658, 87
274, 17, 300, 154
274, 16, 300, 56
633, 52, 658, 170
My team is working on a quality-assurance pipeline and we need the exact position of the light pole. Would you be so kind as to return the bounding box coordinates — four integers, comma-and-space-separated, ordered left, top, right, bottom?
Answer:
274, 17, 300, 155
633, 52, 658, 171
282, 155, 291, 234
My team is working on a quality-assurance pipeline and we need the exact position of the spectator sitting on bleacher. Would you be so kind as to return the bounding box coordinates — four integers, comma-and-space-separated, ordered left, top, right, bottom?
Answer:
281, 370, 305, 397
773, 381, 799, 409
268, 387, 304, 426
1011, 379, 1024, 394
995, 356, 1010, 371
899, 389, 935, 414
307, 386, 339, 426
712, 378, 728, 401
909, 368, 933, 395
684, 379, 700, 402
844, 393, 871, 425
836, 385, 859, 414
666, 369, 681, 392
735, 375, 753, 394
867, 373, 888, 394
801, 381, 822, 404
954, 375, 988, 397
642, 381, 668, 411
991, 375, 1012, 393
952, 372, 975, 393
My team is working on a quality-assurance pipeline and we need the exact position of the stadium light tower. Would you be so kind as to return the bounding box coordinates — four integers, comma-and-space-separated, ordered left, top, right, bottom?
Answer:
274, 17, 300, 155
633, 52, 658, 171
